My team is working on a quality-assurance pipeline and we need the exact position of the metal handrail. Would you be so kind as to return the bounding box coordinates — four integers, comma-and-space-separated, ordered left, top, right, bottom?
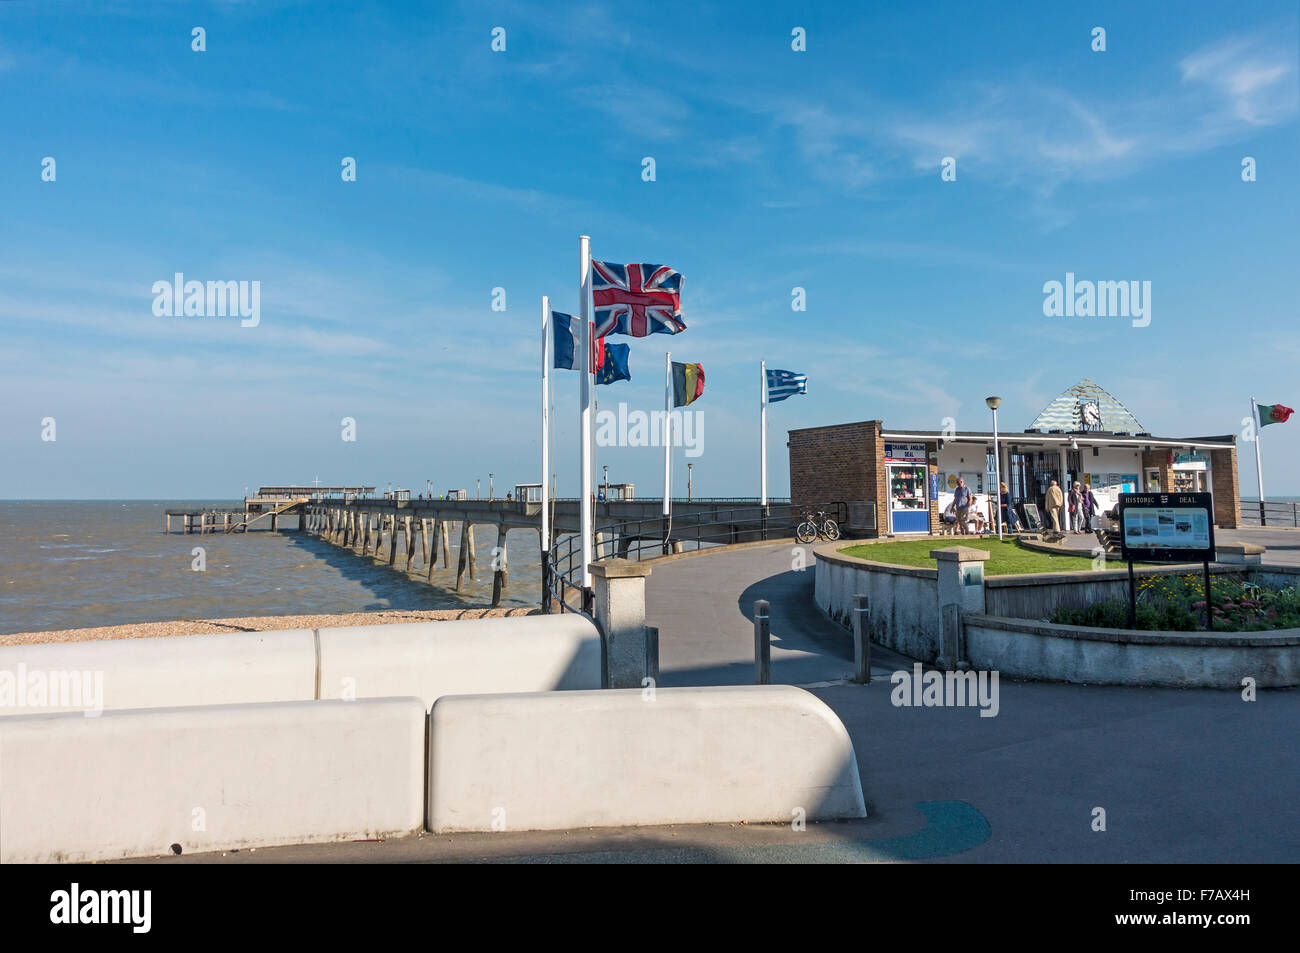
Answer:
1238, 499, 1300, 528
544, 500, 846, 614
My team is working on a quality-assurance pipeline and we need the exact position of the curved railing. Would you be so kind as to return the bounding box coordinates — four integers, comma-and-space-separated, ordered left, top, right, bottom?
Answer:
544, 500, 846, 614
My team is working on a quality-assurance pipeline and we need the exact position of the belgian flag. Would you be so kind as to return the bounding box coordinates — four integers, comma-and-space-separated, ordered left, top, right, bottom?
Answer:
672, 361, 705, 406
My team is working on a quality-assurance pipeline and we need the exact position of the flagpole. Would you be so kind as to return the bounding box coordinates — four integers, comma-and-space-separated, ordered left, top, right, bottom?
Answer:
540, 295, 551, 611
1252, 396, 1266, 526
663, 351, 672, 552
760, 360, 768, 507
579, 237, 594, 611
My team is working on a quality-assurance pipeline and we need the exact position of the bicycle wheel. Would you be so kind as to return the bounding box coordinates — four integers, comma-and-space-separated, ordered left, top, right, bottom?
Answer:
822, 519, 840, 541
796, 522, 817, 544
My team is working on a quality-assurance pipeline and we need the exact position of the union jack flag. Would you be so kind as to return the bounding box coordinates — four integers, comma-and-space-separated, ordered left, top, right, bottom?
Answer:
591, 261, 686, 337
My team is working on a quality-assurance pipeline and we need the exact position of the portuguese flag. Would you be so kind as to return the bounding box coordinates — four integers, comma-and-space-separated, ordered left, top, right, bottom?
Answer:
1258, 403, 1294, 427
671, 361, 705, 406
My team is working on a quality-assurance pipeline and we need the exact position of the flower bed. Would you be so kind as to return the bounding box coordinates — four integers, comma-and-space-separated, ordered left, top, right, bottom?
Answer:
1050, 573, 1300, 632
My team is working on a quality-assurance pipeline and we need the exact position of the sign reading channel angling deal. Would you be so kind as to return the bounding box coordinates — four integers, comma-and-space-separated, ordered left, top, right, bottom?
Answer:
1117, 492, 1216, 563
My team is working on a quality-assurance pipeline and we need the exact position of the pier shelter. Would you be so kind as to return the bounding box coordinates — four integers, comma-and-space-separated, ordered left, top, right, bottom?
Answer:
789, 379, 1240, 537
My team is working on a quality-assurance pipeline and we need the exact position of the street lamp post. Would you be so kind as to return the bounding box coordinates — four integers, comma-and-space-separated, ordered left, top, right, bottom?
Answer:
986, 396, 1003, 540
687, 463, 693, 501
603, 466, 609, 500
477, 478, 481, 500
489, 473, 494, 501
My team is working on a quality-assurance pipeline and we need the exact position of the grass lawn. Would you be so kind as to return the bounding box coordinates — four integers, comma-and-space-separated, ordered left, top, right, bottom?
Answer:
838, 537, 1141, 576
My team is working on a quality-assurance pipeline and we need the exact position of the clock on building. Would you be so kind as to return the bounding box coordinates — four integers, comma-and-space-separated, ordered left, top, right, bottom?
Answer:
1079, 400, 1101, 430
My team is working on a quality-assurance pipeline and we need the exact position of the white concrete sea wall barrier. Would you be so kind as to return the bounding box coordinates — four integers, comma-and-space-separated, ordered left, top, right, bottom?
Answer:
0, 629, 316, 716
427, 685, 866, 833
0, 697, 425, 863
0, 615, 602, 718
316, 614, 602, 707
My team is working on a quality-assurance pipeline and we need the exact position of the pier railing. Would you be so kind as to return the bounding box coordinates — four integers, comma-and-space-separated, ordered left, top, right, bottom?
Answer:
544, 500, 846, 615
1238, 499, 1300, 528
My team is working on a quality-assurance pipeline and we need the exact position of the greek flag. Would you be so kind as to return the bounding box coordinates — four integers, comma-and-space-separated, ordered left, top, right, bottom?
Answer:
766, 368, 807, 403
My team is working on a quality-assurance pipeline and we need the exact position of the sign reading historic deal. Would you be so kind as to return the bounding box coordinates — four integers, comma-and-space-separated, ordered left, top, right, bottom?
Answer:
1117, 492, 1216, 563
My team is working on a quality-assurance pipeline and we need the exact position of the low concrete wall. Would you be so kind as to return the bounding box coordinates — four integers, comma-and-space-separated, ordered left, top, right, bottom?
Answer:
317, 614, 602, 707
0, 697, 426, 863
814, 544, 940, 660
427, 685, 866, 832
985, 564, 1243, 620
964, 615, 1300, 688
0, 629, 316, 716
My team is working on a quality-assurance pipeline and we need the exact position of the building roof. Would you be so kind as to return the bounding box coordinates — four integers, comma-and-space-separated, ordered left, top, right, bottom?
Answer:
878, 429, 1234, 449
1028, 378, 1143, 433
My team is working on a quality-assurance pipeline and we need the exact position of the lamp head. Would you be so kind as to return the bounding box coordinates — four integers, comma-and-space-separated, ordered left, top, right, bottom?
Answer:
985, 396, 1002, 410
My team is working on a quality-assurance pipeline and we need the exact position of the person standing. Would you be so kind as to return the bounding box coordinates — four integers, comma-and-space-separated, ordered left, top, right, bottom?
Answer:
999, 481, 1019, 532
1083, 485, 1100, 532
1068, 483, 1083, 533
1045, 479, 1064, 532
953, 477, 973, 535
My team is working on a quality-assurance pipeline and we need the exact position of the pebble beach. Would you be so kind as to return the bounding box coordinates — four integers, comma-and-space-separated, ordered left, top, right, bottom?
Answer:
0, 606, 540, 647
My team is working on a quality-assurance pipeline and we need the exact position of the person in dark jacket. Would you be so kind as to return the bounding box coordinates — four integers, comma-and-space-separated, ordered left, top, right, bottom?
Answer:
999, 482, 1019, 532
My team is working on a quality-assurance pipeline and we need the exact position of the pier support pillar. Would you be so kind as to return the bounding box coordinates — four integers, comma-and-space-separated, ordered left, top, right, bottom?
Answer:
404, 515, 415, 569
388, 516, 399, 565
456, 522, 476, 591
427, 519, 440, 581
440, 520, 451, 567
420, 518, 432, 566
166, 514, 171, 533
491, 525, 509, 606
271, 513, 277, 533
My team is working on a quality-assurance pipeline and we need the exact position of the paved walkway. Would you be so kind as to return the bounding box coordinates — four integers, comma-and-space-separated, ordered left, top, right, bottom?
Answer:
642, 542, 1297, 863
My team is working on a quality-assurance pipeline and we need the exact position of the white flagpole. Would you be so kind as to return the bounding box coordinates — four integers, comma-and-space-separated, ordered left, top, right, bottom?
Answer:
579, 237, 594, 605
663, 351, 672, 517
540, 295, 551, 598
760, 360, 768, 507
1252, 397, 1266, 525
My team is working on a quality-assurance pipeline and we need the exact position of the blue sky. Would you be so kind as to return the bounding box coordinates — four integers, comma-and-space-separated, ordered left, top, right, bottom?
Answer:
1, 0, 1297, 499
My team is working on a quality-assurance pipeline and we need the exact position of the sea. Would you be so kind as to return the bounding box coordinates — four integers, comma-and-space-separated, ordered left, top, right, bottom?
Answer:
0, 501, 542, 636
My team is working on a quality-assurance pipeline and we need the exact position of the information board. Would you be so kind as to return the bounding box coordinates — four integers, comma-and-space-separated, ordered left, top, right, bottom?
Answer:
1117, 492, 1215, 562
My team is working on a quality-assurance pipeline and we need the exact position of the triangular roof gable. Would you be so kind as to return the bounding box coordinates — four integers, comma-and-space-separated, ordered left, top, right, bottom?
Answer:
1028, 378, 1145, 432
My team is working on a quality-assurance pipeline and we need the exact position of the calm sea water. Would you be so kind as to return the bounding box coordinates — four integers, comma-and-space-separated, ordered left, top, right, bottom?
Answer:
0, 501, 542, 635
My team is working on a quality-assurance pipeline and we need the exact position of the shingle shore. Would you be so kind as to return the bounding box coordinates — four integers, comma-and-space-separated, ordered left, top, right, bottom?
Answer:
0, 606, 541, 646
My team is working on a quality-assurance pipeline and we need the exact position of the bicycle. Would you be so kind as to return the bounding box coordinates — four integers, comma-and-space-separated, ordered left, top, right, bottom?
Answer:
796, 510, 840, 543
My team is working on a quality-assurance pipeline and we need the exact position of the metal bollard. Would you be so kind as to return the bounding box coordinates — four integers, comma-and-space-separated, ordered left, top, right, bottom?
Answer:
645, 625, 660, 684
852, 594, 871, 683
754, 599, 771, 685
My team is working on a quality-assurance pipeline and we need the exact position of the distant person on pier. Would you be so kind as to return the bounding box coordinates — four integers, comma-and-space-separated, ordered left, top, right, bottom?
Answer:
1045, 480, 1064, 532
506, 491, 513, 502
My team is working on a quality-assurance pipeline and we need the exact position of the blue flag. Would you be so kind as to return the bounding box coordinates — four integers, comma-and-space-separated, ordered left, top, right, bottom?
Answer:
596, 342, 630, 385
766, 368, 807, 402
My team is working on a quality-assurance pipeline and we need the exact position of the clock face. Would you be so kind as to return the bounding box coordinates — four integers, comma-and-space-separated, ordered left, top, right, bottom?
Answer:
1081, 401, 1100, 427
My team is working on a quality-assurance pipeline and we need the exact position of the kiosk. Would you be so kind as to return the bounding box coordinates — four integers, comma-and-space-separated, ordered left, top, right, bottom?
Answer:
884, 442, 929, 534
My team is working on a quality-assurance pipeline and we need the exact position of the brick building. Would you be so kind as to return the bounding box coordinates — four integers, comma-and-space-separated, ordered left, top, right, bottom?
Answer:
788, 379, 1239, 536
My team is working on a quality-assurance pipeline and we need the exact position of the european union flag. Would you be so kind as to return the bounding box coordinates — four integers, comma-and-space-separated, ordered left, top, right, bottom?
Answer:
596, 341, 630, 385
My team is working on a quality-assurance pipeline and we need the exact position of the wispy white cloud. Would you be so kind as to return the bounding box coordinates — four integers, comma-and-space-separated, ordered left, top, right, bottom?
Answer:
1179, 35, 1298, 125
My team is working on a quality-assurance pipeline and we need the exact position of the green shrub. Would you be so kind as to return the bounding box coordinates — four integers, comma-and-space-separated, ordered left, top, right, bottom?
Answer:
1050, 577, 1300, 632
